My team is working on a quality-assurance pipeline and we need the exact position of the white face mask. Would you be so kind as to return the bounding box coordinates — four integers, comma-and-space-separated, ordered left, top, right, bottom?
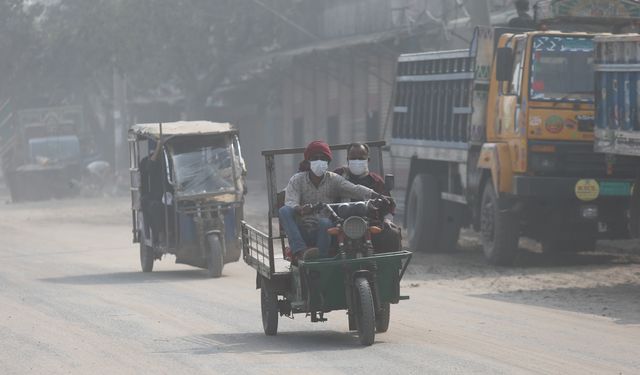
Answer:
309, 160, 328, 176
348, 159, 369, 176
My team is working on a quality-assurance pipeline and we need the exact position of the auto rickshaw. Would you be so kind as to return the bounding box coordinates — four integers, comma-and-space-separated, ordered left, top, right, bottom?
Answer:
129, 121, 246, 277
242, 141, 412, 346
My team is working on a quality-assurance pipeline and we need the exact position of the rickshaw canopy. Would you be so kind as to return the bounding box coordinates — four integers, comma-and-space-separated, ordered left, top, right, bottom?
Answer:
130, 121, 237, 139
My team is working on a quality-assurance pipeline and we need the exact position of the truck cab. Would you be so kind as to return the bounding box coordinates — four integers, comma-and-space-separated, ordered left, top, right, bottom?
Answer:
391, 0, 640, 264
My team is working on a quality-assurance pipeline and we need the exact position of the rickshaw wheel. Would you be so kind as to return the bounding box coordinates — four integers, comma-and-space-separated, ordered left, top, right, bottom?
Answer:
355, 277, 375, 346
140, 242, 154, 272
206, 235, 224, 278
261, 277, 278, 336
376, 302, 390, 333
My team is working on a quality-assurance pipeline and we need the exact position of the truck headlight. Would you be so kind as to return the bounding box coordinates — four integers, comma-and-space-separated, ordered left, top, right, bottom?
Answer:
530, 153, 557, 172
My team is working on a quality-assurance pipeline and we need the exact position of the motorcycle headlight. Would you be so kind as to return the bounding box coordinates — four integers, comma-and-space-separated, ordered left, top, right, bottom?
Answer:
343, 216, 368, 239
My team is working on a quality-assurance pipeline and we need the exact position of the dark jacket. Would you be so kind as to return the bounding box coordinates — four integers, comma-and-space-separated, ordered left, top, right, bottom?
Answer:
333, 167, 388, 196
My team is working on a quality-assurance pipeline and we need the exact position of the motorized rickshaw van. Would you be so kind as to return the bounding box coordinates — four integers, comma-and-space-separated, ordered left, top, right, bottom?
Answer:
129, 121, 246, 277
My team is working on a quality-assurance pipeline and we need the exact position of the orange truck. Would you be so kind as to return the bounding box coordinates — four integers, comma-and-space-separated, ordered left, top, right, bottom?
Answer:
390, 0, 640, 264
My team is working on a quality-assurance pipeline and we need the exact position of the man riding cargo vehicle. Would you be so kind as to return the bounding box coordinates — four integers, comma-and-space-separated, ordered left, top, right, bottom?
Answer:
391, 0, 640, 264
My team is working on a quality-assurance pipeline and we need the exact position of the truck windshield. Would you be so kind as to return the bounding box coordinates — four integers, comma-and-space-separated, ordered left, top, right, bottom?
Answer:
170, 138, 236, 197
530, 36, 594, 102
28, 135, 80, 163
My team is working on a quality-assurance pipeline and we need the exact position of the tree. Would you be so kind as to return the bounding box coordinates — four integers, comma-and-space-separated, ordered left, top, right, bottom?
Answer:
40, 0, 298, 119
0, 0, 43, 106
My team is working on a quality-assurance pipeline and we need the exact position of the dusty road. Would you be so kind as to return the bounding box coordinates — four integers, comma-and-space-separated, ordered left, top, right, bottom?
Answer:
1, 186, 639, 374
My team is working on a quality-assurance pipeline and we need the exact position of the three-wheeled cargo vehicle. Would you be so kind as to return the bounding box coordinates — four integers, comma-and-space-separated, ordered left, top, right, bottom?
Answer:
242, 141, 412, 346
129, 121, 247, 277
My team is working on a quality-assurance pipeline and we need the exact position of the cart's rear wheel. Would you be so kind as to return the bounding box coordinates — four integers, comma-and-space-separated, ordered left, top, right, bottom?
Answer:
355, 277, 375, 346
376, 302, 390, 333
261, 276, 278, 336
206, 234, 224, 278
140, 241, 154, 273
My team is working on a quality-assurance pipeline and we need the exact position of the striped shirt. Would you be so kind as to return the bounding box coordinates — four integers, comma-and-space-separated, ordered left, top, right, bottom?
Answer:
284, 171, 374, 208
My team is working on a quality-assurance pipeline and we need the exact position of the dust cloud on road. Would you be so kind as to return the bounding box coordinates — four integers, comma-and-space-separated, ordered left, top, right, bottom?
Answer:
0, 184, 639, 374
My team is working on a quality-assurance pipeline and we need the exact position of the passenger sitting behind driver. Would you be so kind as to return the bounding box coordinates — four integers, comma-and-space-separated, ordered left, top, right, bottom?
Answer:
333, 142, 402, 253
279, 140, 379, 264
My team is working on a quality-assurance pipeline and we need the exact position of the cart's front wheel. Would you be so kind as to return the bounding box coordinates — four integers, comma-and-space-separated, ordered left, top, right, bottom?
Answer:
376, 302, 390, 333
355, 277, 375, 346
206, 234, 224, 278
261, 276, 278, 336
140, 241, 154, 273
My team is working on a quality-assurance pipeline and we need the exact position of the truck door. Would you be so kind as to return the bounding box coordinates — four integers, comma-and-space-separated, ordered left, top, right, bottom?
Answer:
496, 36, 528, 172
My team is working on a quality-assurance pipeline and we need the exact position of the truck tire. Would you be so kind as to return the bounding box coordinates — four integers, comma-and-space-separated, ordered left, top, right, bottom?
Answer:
206, 234, 224, 278
480, 181, 518, 265
406, 174, 441, 252
261, 276, 279, 336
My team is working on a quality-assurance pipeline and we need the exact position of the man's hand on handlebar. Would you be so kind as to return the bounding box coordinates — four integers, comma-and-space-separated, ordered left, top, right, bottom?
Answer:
371, 192, 394, 206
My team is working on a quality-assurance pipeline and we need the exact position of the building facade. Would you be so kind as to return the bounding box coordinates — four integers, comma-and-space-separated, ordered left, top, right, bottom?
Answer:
221, 0, 515, 180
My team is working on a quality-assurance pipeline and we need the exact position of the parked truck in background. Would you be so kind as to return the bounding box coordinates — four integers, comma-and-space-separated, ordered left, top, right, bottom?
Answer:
593, 34, 640, 238
0, 105, 88, 202
390, 0, 640, 265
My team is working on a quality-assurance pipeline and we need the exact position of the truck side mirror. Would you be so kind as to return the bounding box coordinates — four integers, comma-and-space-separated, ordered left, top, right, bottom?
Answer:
384, 174, 395, 193
495, 47, 514, 82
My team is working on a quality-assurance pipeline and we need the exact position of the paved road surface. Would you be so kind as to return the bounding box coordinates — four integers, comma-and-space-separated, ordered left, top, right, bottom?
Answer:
0, 191, 638, 374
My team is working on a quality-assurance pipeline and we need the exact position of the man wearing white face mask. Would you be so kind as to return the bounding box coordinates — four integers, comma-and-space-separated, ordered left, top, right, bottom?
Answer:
334, 143, 402, 253
334, 143, 388, 196
279, 140, 378, 264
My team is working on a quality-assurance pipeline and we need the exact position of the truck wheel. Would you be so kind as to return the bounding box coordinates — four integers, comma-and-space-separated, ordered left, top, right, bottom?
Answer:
480, 181, 518, 265
407, 174, 441, 252
354, 277, 375, 346
261, 276, 279, 336
375, 302, 390, 333
206, 234, 224, 278
140, 242, 154, 272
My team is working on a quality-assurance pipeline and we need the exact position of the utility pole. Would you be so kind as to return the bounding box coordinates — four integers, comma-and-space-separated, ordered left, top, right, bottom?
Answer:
112, 66, 128, 182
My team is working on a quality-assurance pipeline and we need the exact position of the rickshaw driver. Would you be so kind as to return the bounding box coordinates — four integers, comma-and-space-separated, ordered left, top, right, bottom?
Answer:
279, 140, 382, 264
140, 139, 173, 244
333, 143, 402, 253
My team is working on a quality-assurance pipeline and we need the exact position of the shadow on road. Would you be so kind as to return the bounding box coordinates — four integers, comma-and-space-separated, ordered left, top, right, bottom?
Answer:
40, 269, 218, 285
474, 283, 640, 325
157, 330, 371, 355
